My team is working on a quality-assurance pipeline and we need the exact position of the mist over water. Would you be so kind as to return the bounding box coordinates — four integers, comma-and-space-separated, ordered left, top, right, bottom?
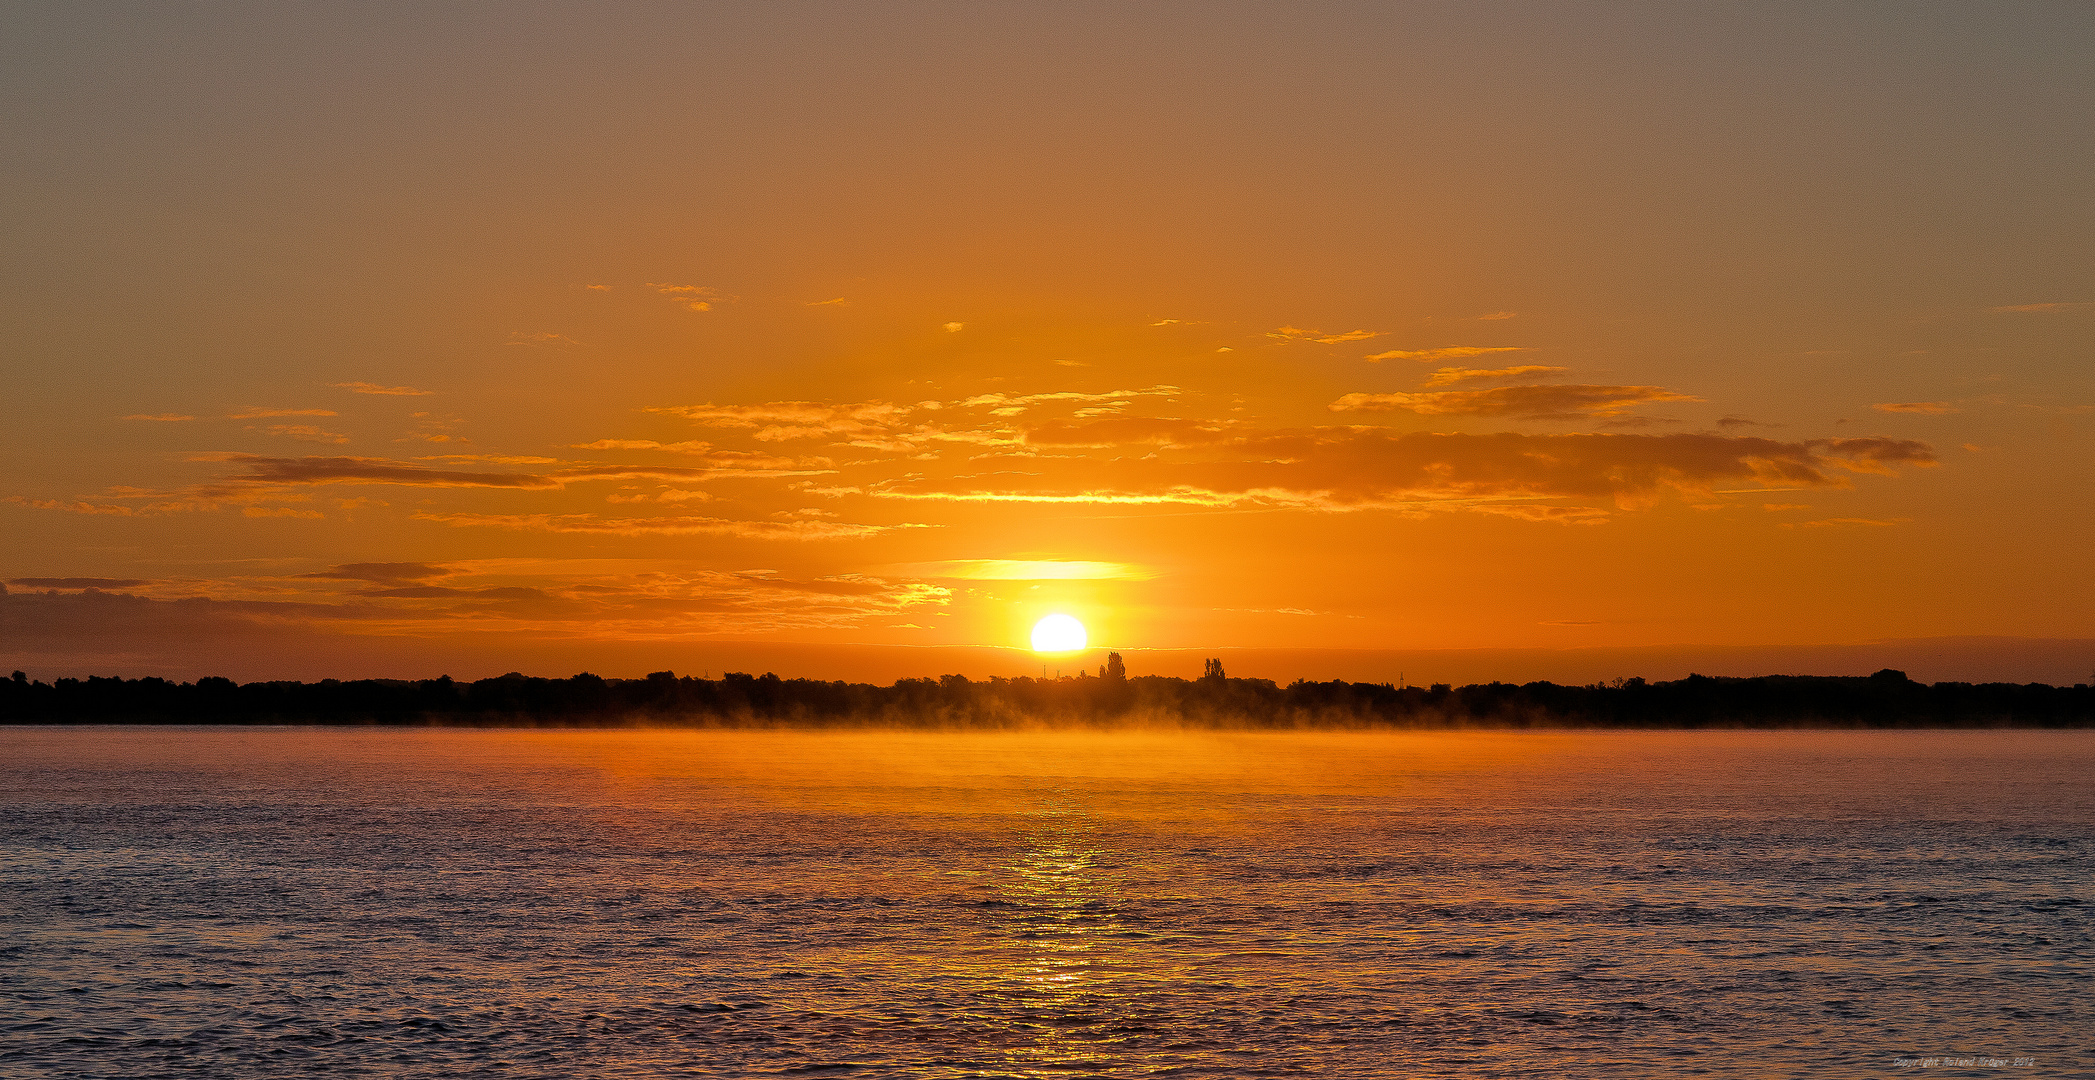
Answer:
3, 727, 2089, 1077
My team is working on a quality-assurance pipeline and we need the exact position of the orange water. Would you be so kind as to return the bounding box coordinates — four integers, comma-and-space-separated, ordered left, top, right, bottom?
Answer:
3, 727, 2089, 1076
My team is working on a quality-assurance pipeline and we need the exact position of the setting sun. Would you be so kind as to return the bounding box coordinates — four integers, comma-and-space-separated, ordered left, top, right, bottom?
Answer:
1030, 614, 1087, 654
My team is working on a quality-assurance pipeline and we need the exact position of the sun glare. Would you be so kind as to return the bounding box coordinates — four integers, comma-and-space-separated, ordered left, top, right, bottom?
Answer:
1030, 614, 1087, 653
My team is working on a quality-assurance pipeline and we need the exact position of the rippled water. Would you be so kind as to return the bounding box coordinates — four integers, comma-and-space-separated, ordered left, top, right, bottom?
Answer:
1, 727, 2089, 1077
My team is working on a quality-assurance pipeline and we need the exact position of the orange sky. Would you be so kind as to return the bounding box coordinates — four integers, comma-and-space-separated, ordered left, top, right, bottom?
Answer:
4, 4, 2091, 682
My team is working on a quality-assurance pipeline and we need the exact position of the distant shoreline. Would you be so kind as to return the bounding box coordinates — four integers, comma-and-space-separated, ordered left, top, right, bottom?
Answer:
5, 666, 2090, 729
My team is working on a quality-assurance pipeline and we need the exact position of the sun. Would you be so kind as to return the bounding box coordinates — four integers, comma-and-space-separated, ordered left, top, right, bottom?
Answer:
1030, 613, 1087, 653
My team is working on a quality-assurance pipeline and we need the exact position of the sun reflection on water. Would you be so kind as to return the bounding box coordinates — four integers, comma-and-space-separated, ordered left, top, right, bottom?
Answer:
991, 795, 1147, 1074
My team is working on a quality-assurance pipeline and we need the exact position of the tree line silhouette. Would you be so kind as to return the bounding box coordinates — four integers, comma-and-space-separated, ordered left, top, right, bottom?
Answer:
4, 657, 2089, 727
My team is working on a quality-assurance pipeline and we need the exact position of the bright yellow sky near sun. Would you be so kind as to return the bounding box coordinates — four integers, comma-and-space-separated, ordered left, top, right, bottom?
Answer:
2, 4, 2090, 682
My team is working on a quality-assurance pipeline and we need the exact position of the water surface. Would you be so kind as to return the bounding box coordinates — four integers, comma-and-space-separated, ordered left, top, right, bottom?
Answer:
2, 727, 2088, 1077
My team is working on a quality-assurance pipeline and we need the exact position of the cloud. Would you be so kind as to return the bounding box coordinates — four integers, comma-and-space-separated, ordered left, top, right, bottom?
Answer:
333, 382, 432, 396
7, 577, 151, 590
1421, 365, 1568, 387
605, 488, 713, 504
584, 284, 611, 291
508, 332, 583, 347
1989, 302, 2087, 313
882, 560, 1157, 581
1331, 384, 1699, 418
124, 414, 195, 422
0, 566, 953, 658
647, 284, 731, 312
1781, 517, 1911, 529
413, 512, 925, 540
568, 440, 824, 469
1872, 402, 1958, 415
5, 497, 144, 516
1597, 416, 1682, 429
1471, 504, 1612, 525
1477, 312, 1518, 320
573, 439, 679, 451
943, 322, 965, 332
866, 430, 1936, 515
1269, 327, 1387, 345
1365, 347, 1524, 363
1717, 416, 1779, 429
1023, 416, 1234, 448
806, 297, 847, 306
194, 455, 564, 491
263, 424, 349, 444
242, 506, 325, 519
353, 585, 552, 600
296, 562, 453, 584
416, 454, 558, 465
1150, 319, 1181, 326
228, 408, 337, 419
960, 386, 1179, 410
647, 401, 919, 442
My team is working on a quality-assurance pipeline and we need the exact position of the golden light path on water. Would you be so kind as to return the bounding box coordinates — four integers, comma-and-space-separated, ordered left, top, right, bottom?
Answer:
2, 727, 2091, 1077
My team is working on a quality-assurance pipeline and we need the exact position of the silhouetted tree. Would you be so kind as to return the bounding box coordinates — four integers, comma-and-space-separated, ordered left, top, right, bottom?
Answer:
1202, 658, 1226, 681
1105, 652, 1126, 682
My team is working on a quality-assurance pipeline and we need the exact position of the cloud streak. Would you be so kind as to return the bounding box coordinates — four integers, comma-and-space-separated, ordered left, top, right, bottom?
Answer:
1365, 346, 1524, 362
1269, 327, 1386, 344
1421, 365, 1569, 387
413, 512, 926, 540
334, 382, 433, 396
867, 430, 1936, 517
647, 283, 731, 312
1331, 384, 1699, 418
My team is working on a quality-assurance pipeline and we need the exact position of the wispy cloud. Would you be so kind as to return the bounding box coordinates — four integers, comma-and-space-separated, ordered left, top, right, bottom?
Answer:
228, 408, 337, 419
1269, 327, 1387, 344
881, 560, 1158, 581
333, 382, 433, 396
124, 413, 195, 422
568, 440, 822, 472
262, 424, 349, 444
192, 454, 562, 491
2, 565, 954, 642
507, 332, 583, 347
865, 430, 1936, 516
1477, 311, 1518, 320
943, 322, 965, 332
7, 577, 152, 590
646, 401, 920, 443
1781, 517, 1911, 529
959, 386, 1179, 411
1331, 384, 1699, 418
1989, 302, 2087, 313
1421, 365, 1568, 387
1024, 416, 1234, 448
1365, 346, 1524, 363
295, 562, 453, 584
5, 497, 145, 516
806, 297, 848, 306
1872, 401, 1958, 415
647, 283, 731, 312
413, 512, 925, 540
